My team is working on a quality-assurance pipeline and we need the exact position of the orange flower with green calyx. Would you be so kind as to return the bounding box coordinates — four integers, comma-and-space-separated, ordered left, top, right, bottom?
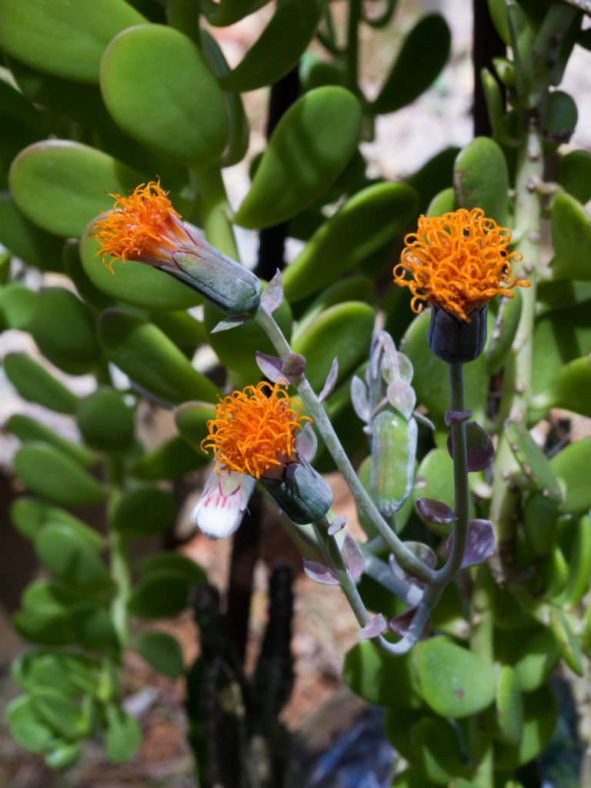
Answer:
91, 180, 197, 272
393, 208, 530, 322
201, 381, 312, 480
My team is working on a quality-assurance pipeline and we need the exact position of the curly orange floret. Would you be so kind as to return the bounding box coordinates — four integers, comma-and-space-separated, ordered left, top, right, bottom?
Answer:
393, 208, 530, 322
201, 381, 312, 480
91, 181, 191, 272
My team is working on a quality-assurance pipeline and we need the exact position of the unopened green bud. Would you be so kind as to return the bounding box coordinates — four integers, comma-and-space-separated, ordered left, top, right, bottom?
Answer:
261, 458, 333, 524
371, 409, 417, 516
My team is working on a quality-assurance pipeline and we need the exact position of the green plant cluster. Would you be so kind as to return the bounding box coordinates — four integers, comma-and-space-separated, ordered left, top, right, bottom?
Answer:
0, 0, 590, 785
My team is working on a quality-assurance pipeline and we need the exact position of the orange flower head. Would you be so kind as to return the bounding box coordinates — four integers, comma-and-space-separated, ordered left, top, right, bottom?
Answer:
393, 208, 530, 322
201, 381, 312, 480
91, 180, 197, 272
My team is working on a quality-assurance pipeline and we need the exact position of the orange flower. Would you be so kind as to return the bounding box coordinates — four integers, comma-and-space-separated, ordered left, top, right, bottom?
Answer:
91, 180, 197, 272
393, 208, 530, 322
201, 381, 312, 480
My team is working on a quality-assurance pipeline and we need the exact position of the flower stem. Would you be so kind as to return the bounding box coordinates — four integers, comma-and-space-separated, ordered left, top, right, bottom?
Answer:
436, 363, 470, 582
106, 453, 129, 652
255, 306, 436, 585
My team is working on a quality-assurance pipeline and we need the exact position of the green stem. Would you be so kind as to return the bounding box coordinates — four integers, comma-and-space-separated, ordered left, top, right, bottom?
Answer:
106, 453, 129, 652
436, 364, 469, 582
255, 307, 436, 585
346, 0, 362, 92
191, 165, 240, 260
490, 121, 542, 540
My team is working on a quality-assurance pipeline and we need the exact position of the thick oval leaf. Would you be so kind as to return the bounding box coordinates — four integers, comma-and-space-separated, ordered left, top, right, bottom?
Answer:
453, 136, 509, 224
77, 387, 135, 452
10, 141, 141, 237
98, 309, 218, 405
292, 301, 374, 393
141, 553, 206, 585
130, 435, 208, 480
201, 0, 270, 26
220, 0, 322, 92
30, 688, 84, 740
485, 290, 523, 375
234, 87, 361, 228
414, 636, 496, 718
0, 282, 38, 330
551, 437, 591, 514
128, 573, 190, 618
407, 146, 460, 214
13, 650, 99, 697
413, 448, 456, 536
506, 421, 562, 501
45, 741, 81, 770
7, 695, 55, 754
547, 356, 591, 417
556, 149, 591, 203
13, 606, 74, 646
410, 715, 468, 785
175, 401, 216, 451
3, 353, 78, 414
30, 287, 100, 374
136, 631, 184, 680
35, 523, 111, 590
371, 411, 417, 516
112, 487, 176, 537
427, 186, 457, 217
495, 666, 523, 746
549, 609, 583, 676
343, 640, 422, 709
556, 513, 591, 608
550, 192, 591, 280
14, 443, 106, 507
282, 182, 417, 302
7, 414, 95, 468
372, 14, 451, 114
80, 225, 203, 311
101, 24, 228, 166
0, 0, 145, 83
0, 194, 64, 270
495, 684, 557, 770
495, 626, 560, 692
105, 705, 141, 764
11, 498, 104, 549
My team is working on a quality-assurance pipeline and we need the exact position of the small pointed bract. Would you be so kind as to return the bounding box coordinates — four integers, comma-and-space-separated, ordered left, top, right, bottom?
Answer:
416, 497, 458, 525
303, 560, 339, 585
447, 518, 496, 568
386, 379, 416, 420
295, 423, 318, 463
342, 534, 364, 582
327, 515, 346, 536
447, 421, 494, 471
358, 614, 388, 640
444, 408, 473, 426
350, 375, 370, 423
191, 468, 256, 539
211, 317, 247, 334
283, 352, 306, 380
389, 606, 430, 638
255, 351, 288, 383
319, 356, 339, 402
261, 269, 284, 314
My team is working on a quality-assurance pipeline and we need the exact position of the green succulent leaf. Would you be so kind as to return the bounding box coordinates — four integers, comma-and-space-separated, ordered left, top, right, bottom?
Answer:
175, 402, 216, 452
371, 14, 451, 114
11, 498, 104, 548
0, 282, 38, 330
556, 149, 591, 203
343, 640, 422, 709
98, 309, 218, 405
495, 666, 523, 747
234, 87, 362, 228
410, 715, 468, 785
506, 422, 562, 501
128, 573, 191, 618
550, 192, 591, 280
219, 0, 322, 93
136, 631, 184, 680
9, 140, 142, 237
77, 387, 135, 452
101, 24, 228, 166
414, 637, 496, 718
495, 626, 560, 692
30, 688, 85, 741
105, 705, 141, 764
3, 352, 78, 414
130, 435, 209, 480
292, 301, 374, 393
0, 0, 145, 83
551, 437, 591, 514
34, 523, 111, 591
282, 182, 417, 302
7, 695, 55, 754
453, 136, 509, 224
7, 414, 95, 468
201, 0, 270, 27
14, 443, 107, 507
494, 684, 558, 770
0, 193, 64, 270
112, 488, 176, 537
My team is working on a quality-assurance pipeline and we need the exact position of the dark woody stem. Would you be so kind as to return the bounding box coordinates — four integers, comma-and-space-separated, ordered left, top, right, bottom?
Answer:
436, 363, 470, 581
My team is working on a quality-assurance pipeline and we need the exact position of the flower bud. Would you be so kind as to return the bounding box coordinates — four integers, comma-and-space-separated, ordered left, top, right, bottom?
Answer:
261, 458, 333, 524
427, 303, 488, 364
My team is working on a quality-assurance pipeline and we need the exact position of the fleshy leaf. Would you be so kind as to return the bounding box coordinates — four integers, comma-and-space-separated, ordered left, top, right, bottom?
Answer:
447, 421, 494, 471
260, 269, 284, 314
416, 498, 457, 525
319, 356, 338, 402
303, 559, 339, 585
358, 614, 387, 640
